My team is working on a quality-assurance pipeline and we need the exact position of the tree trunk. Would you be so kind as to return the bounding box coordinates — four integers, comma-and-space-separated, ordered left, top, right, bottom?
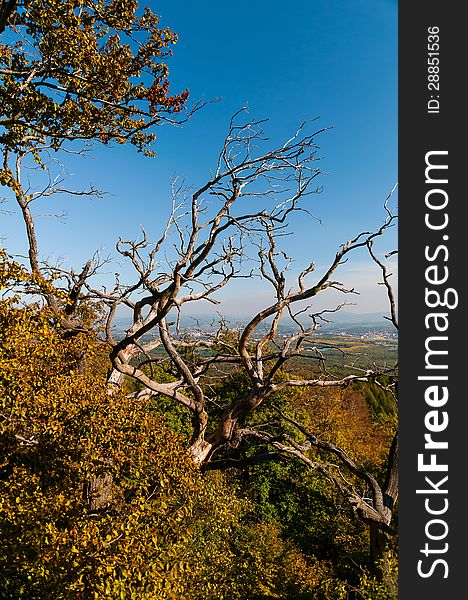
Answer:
107, 366, 126, 392
189, 438, 213, 464
369, 523, 397, 597
85, 468, 114, 512
18, 199, 40, 275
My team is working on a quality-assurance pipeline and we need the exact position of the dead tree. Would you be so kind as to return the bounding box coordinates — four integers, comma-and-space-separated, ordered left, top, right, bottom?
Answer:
86, 114, 397, 584
82, 111, 396, 461
7, 108, 398, 582
202, 201, 399, 585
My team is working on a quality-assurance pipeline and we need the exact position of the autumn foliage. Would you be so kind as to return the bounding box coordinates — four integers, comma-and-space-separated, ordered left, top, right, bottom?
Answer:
1, 2, 398, 597
0, 253, 396, 598
0, 0, 189, 155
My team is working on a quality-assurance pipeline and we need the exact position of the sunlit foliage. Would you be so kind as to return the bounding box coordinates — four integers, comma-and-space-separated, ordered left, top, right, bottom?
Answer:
0, 0, 188, 155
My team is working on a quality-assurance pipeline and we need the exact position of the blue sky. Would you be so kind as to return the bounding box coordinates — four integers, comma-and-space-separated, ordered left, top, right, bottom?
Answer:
3, 0, 397, 315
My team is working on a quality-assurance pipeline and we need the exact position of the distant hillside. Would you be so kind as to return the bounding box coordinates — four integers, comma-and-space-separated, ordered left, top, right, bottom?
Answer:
112, 310, 393, 336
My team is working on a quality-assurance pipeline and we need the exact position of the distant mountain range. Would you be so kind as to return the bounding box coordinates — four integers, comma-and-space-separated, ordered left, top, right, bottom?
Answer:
311, 311, 390, 326
112, 311, 393, 334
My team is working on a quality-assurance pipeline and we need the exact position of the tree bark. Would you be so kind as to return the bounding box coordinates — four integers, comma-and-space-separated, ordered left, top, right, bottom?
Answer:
369, 523, 397, 597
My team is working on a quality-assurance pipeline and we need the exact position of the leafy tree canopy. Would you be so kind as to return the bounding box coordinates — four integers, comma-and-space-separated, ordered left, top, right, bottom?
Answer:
0, 0, 188, 155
